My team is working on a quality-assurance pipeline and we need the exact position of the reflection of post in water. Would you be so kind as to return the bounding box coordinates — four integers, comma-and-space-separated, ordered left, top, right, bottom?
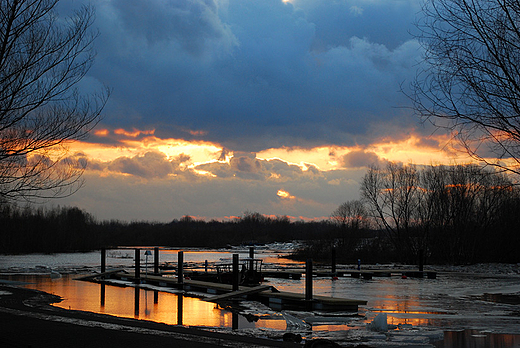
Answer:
144, 290, 150, 317
154, 291, 158, 304
134, 287, 140, 318
232, 311, 238, 330
177, 294, 183, 326
100, 283, 106, 308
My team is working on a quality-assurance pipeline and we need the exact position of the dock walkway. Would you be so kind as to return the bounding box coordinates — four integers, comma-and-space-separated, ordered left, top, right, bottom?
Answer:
83, 271, 367, 311
261, 268, 437, 280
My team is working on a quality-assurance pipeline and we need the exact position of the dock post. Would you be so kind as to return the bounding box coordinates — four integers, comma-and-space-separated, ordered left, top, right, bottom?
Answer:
101, 248, 106, 274
205, 260, 208, 273
249, 246, 254, 272
331, 248, 336, 275
305, 259, 313, 302
178, 251, 184, 289
232, 253, 239, 291
154, 247, 159, 275
135, 249, 140, 283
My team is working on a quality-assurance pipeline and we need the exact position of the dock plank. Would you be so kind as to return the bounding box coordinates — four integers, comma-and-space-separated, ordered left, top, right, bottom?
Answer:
204, 285, 273, 302
75, 269, 127, 281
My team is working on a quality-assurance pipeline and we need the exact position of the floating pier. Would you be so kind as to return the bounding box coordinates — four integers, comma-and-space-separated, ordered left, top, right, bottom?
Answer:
85, 248, 369, 312
88, 247, 438, 312
82, 270, 367, 311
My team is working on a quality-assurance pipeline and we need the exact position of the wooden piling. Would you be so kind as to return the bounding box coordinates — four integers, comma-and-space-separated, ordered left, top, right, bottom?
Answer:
249, 246, 254, 273
305, 259, 313, 301
134, 249, 140, 282
232, 254, 239, 291
178, 251, 184, 288
154, 247, 159, 275
101, 248, 106, 274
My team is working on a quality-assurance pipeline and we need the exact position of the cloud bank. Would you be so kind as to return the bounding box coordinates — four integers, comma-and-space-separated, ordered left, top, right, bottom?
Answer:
48, 0, 460, 222
64, 0, 425, 152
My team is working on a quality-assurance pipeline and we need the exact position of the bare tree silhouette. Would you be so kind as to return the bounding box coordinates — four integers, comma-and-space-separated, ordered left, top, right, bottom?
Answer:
0, 0, 108, 202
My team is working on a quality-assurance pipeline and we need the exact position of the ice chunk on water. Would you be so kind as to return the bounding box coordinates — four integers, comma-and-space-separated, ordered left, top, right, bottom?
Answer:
282, 311, 311, 330
367, 313, 388, 332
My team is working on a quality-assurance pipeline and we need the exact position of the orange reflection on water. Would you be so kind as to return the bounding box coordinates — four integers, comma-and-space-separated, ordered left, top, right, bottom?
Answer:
366, 280, 445, 327
10, 274, 286, 330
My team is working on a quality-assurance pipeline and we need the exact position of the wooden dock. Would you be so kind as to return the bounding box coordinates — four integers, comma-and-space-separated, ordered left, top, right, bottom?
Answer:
260, 268, 437, 280
167, 268, 437, 281
82, 270, 367, 312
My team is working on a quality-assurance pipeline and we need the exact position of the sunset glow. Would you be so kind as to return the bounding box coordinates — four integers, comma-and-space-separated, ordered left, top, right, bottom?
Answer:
277, 190, 293, 199
40, 0, 498, 222
73, 130, 469, 178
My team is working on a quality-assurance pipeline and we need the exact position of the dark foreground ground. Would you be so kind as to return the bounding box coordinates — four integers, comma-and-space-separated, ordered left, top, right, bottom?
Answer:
0, 283, 304, 348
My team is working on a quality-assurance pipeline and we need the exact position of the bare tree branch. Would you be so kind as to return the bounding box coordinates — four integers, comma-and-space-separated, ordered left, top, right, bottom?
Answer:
412, 0, 520, 175
0, 0, 109, 202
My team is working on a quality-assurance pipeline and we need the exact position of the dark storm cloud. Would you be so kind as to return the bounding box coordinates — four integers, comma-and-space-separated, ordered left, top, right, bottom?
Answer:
72, 0, 424, 151
108, 0, 236, 55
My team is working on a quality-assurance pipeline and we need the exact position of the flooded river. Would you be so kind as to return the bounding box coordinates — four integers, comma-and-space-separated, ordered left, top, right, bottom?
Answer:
1, 246, 520, 347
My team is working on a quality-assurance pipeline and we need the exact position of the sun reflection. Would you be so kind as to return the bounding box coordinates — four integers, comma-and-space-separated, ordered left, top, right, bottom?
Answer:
12, 274, 289, 330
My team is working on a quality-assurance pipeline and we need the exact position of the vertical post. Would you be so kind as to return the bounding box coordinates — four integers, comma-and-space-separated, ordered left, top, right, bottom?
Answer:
204, 260, 208, 273
135, 249, 140, 283
154, 247, 159, 275
331, 248, 336, 274
232, 253, 239, 291
178, 251, 184, 284
249, 246, 254, 272
419, 249, 424, 272
101, 248, 106, 274
305, 259, 313, 302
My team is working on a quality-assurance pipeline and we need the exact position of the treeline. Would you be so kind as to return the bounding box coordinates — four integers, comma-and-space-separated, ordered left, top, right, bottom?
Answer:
0, 207, 340, 254
294, 163, 520, 265
360, 163, 520, 264
2, 163, 520, 265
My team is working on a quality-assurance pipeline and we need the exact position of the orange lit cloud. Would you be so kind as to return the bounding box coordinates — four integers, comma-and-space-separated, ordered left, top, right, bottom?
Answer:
114, 128, 155, 137
94, 129, 110, 137
188, 129, 208, 136
258, 133, 472, 171
277, 189, 295, 199
71, 128, 476, 183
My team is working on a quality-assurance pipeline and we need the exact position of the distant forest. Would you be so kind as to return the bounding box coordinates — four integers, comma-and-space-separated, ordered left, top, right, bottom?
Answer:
1, 163, 520, 265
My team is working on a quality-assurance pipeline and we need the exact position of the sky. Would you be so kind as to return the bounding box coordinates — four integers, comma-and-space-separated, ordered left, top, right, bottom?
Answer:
49, 0, 473, 222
